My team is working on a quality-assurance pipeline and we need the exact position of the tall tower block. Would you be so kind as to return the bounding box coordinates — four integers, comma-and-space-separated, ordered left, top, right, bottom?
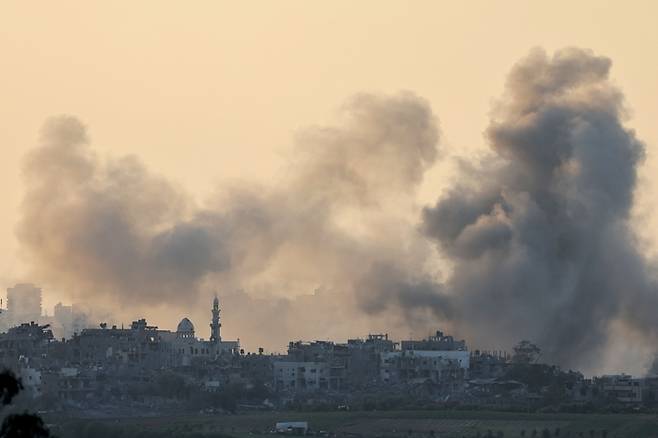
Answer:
7, 283, 42, 325
210, 295, 221, 343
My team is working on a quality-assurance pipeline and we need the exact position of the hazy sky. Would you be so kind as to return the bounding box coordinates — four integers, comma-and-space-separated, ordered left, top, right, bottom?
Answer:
2, 1, 658, 347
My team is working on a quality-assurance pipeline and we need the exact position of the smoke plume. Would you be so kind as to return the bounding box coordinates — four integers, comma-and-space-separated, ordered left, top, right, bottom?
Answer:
16, 48, 658, 371
17, 92, 442, 349
422, 48, 658, 369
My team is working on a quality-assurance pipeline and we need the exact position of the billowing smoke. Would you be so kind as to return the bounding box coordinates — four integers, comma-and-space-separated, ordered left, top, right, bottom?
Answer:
16, 48, 658, 371
422, 48, 658, 370
17, 92, 443, 349
19, 117, 221, 305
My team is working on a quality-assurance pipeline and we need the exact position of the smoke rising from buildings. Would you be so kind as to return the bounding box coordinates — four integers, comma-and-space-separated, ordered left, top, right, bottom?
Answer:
17, 92, 443, 349
15, 48, 658, 371
422, 48, 657, 369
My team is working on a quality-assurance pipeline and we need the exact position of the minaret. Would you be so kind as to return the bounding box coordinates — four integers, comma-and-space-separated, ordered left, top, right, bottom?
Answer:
210, 295, 221, 343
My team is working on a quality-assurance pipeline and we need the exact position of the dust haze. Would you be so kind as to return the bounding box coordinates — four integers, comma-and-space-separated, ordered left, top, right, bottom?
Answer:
16, 49, 658, 372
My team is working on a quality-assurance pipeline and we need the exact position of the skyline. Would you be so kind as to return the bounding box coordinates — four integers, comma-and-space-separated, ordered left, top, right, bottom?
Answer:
3, 2, 658, 376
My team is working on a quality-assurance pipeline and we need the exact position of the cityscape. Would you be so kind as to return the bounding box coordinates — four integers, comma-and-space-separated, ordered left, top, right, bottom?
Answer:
3, 1, 658, 436
2, 283, 656, 423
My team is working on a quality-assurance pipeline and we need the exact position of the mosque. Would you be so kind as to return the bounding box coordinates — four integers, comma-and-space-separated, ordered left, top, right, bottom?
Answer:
53, 295, 241, 369
167, 295, 240, 366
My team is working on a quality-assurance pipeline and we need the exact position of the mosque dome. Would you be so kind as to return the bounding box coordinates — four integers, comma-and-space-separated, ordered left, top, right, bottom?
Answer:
176, 317, 195, 334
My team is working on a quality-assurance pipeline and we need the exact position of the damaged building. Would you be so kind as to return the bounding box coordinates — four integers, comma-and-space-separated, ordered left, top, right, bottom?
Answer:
2, 285, 657, 413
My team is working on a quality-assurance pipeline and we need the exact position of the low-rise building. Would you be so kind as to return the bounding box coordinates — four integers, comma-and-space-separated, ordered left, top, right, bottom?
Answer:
596, 374, 643, 403
273, 361, 330, 392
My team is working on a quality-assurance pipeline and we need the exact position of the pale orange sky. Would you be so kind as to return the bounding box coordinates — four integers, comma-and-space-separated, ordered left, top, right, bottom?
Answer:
2, 1, 658, 318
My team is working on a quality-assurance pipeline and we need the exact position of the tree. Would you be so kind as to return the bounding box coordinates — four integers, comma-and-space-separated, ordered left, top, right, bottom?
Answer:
0, 369, 54, 438
0, 414, 51, 438
0, 372, 22, 406
153, 372, 191, 399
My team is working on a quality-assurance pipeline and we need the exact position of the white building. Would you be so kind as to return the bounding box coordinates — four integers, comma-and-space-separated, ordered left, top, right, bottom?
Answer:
167, 297, 240, 366
598, 374, 644, 403
168, 317, 239, 366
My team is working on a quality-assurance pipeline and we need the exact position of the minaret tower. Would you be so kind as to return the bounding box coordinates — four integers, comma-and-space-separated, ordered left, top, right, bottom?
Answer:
210, 295, 221, 343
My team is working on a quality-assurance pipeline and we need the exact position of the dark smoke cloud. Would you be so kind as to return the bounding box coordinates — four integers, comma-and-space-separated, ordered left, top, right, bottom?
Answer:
17, 92, 443, 348
422, 48, 658, 369
17, 48, 658, 370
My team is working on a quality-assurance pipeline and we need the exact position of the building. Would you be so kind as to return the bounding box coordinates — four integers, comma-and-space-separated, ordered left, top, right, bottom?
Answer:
274, 361, 330, 392
346, 334, 397, 388
469, 350, 510, 379
596, 374, 644, 403
169, 296, 239, 366
284, 340, 348, 391
53, 302, 73, 338
0, 322, 54, 368
6, 283, 42, 326
380, 350, 469, 384
380, 330, 469, 388
401, 330, 467, 352
69, 297, 240, 368
52, 302, 92, 339
70, 319, 176, 368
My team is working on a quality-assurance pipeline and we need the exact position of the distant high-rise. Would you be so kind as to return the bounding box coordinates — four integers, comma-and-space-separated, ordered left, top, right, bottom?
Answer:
7, 283, 42, 325
54, 302, 74, 338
